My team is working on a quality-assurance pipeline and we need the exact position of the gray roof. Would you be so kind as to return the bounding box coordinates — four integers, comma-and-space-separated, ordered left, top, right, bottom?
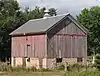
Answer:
10, 13, 88, 35
10, 14, 68, 35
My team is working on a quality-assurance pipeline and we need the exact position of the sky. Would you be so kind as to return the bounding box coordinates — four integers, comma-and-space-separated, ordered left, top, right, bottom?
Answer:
17, 0, 100, 16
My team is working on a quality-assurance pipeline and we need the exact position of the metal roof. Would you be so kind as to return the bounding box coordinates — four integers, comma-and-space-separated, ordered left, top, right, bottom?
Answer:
10, 13, 88, 35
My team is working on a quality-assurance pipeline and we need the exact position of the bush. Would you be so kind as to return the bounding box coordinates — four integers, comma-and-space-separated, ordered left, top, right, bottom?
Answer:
0, 62, 12, 72
95, 54, 100, 70
39, 68, 52, 72
56, 64, 65, 70
11, 66, 26, 72
0, 62, 38, 72
67, 63, 85, 72
30, 66, 37, 72
0, 62, 53, 72
67, 65, 73, 71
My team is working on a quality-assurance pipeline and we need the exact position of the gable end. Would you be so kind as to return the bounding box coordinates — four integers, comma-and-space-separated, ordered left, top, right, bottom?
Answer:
67, 14, 88, 34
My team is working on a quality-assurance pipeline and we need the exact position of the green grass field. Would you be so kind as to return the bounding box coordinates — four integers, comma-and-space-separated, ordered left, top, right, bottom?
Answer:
0, 71, 100, 76
0, 62, 99, 76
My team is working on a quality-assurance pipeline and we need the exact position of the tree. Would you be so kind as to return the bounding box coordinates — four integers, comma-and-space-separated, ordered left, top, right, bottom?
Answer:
24, 6, 57, 20
95, 54, 100, 70
49, 8, 57, 16
0, 0, 57, 61
77, 6, 100, 56
0, 0, 20, 61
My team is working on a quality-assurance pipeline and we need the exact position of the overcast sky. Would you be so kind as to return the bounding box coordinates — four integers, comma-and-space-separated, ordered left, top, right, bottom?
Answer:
17, 0, 100, 16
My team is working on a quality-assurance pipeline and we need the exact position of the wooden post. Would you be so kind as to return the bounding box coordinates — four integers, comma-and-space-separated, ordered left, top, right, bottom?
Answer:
64, 62, 68, 76
65, 62, 67, 72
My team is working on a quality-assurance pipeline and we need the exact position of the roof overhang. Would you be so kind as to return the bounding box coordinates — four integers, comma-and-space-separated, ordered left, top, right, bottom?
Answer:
11, 31, 46, 37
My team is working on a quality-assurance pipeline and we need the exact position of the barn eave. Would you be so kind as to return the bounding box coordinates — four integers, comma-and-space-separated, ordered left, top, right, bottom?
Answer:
11, 31, 46, 36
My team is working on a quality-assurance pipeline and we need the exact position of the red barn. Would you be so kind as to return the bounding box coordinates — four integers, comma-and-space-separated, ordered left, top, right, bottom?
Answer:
10, 13, 88, 69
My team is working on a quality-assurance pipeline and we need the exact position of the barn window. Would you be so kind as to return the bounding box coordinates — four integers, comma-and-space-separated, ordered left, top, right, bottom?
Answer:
77, 58, 83, 62
56, 58, 62, 63
27, 44, 30, 46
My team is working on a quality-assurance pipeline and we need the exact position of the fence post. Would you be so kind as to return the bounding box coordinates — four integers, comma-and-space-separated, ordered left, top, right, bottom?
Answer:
64, 62, 68, 76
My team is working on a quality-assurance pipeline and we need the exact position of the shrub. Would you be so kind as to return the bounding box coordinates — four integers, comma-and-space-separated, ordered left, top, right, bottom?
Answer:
56, 64, 65, 70
0, 62, 38, 72
40, 68, 52, 72
30, 66, 37, 72
67, 63, 85, 72
95, 54, 100, 70
0, 62, 12, 72
67, 65, 73, 71
11, 66, 26, 72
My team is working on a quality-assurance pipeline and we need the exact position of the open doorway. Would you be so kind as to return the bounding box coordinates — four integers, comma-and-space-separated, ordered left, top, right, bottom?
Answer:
56, 58, 62, 63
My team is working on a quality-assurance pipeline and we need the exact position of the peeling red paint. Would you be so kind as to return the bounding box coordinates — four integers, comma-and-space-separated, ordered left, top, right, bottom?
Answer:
12, 35, 46, 58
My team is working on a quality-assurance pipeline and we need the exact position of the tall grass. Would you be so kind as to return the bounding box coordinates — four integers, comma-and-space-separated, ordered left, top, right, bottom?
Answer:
0, 62, 99, 76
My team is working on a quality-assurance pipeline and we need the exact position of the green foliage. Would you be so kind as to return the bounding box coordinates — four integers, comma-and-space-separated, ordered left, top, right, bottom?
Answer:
0, 71, 100, 76
56, 64, 65, 70
0, 62, 53, 72
67, 64, 85, 71
0, 0, 57, 61
95, 54, 100, 70
0, 62, 99, 76
77, 6, 100, 56
49, 8, 57, 16
40, 68, 52, 72
0, 63, 11, 71
0, 62, 36, 72
78, 71, 100, 76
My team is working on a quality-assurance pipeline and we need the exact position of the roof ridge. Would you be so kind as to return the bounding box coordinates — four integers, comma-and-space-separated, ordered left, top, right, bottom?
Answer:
29, 13, 70, 22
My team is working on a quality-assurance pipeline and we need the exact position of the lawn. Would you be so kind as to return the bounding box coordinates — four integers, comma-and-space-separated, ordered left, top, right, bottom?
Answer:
0, 71, 100, 76
0, 71, 64, 76
0, 62, 99, 76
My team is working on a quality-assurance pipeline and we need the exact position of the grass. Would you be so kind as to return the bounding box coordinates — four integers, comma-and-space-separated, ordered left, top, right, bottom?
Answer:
0, 70, 100, 76
0, 62, 99, 76
0, 71, 64, 76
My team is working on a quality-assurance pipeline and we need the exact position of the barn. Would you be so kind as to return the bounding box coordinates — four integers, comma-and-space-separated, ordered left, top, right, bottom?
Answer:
10, 11, 88, 69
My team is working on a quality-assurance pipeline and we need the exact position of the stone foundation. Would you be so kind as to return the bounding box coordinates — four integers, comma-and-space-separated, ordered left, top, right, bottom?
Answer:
26, 58, 39, 69
11, 57, 86, 69
63, 58, 77, 64
11, 57, 23, 67
42, 58, 47, 69
46, 58, 77, 69
11, 57, 40, 69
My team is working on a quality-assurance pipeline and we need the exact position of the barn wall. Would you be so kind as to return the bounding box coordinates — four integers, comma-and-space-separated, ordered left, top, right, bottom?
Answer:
47, 18, 87, 59
11, 35, 46, 58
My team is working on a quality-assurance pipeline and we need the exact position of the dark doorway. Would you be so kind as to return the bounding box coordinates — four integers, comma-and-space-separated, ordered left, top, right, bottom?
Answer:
56, 58, 62, 63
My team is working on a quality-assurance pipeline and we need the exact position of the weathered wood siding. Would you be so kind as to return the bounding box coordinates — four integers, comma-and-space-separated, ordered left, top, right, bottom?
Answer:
47, 18, 87, 58
12, 35, 46, 58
